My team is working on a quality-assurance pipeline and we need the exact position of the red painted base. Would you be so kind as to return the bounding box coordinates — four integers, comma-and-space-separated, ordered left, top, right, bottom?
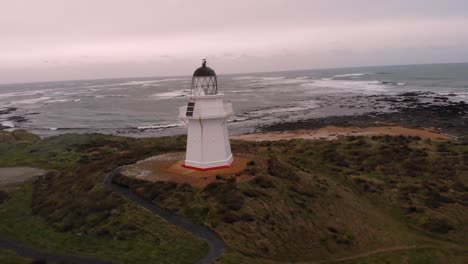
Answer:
182, 163, 232, 171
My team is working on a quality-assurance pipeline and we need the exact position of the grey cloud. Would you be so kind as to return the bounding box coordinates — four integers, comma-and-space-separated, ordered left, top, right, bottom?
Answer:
1, 0, 468, 83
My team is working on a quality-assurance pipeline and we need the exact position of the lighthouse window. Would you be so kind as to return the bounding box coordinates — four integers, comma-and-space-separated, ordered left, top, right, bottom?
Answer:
186, 102, 195, 117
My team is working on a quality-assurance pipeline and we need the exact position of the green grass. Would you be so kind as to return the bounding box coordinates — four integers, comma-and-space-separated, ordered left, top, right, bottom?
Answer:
0, 182, 207, 264
113, 136, 468, 263
1, 131, 467, 264
0, 130, 187, 171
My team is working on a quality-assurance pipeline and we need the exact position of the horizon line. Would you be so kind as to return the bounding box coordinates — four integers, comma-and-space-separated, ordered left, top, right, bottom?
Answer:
1, 61, 467, 86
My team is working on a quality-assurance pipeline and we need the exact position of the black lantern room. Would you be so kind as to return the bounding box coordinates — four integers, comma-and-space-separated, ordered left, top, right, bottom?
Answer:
191, 59, 217, 97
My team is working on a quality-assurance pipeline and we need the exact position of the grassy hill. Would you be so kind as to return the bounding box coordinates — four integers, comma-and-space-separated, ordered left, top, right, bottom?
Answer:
0, 131, 206, 264
1, 130, 467, 263
114, 136, 468, 263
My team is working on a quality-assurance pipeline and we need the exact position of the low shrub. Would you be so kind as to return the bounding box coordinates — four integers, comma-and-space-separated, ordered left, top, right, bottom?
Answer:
240, 213, 255, 222
222, 211, 240, 223
254, 176, 274, 188
241, 188, 267, 198
267, 157, 301, 182
0, 190, 9, 204
424, 191, 454, 208
421, 216, 454, 234
247, 160, 256, 166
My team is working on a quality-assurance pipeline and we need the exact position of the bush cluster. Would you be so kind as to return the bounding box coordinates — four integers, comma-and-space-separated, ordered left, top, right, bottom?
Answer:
32, 172, 142, 240
0, 190, 10, 204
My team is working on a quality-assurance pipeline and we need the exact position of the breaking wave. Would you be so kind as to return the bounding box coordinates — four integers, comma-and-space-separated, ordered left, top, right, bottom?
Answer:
11, 97, 52, 105
247, 100, 320, 117
137, 123, 184, 130
0, 89, 54, 99
301, 80, 390, 93
333, 73, 370, 78
152, 90, 189, 99
0, 121, 15, 128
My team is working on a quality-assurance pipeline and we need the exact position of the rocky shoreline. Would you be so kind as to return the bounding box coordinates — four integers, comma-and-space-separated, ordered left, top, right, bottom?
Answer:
261, 92, 468, 142
0, 107, 29, 130
2, 91, 467, 141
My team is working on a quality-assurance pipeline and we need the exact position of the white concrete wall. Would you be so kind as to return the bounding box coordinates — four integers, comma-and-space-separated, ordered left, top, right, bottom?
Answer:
182, 94, 233, 169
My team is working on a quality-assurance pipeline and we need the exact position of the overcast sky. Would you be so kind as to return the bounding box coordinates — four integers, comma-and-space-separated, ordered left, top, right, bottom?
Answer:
1, 0, 468, 83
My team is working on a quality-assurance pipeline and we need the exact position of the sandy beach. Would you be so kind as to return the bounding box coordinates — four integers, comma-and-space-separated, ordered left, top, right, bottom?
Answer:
232, 125, 452, 142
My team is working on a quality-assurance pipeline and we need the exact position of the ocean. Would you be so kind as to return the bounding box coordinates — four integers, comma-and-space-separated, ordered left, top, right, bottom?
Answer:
1, 63, 467, 137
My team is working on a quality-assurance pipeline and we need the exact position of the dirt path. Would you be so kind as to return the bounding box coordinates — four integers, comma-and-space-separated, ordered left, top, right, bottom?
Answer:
0, 167, 47, 185
0, 166, 224, 263
104, 168, 225, 264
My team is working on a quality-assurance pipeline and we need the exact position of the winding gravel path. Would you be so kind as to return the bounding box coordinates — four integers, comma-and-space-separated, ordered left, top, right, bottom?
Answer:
103, 167, 225, 264
0, 166, 224, 263
0, 167, 116, 263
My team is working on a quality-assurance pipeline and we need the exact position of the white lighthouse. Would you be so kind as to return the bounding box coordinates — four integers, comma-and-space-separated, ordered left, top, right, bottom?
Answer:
178, 60, 234, 170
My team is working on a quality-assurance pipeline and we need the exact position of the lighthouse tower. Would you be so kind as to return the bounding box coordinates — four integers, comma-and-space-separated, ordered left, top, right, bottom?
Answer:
178, 60, 234, 170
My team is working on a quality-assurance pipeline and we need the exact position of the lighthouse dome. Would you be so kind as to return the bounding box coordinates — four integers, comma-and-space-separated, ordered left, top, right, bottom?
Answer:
193, 63, 216, 77
191, 60, 218, 95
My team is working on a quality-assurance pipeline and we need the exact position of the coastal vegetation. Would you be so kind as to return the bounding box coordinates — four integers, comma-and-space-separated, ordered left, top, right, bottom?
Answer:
115, 136, 468, 263
0, 131, 206, 264
0, 129, 467, 263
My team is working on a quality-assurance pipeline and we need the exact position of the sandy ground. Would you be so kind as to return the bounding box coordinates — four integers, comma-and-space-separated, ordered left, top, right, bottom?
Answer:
120, 153, 250, 187
231, 126, 451, 142
0, 167, 47, 185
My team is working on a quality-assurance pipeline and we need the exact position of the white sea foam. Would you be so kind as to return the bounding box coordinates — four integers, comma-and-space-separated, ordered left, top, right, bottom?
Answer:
333, 73, 370, 78
0, 89, 53, 99
120, 80, 162, 86
233, 76, 286, 81
246, 77, 310, 87
57, 91, 93, 96
260, 77, 285, 80
443, 92, 468, 102
76, 78, 188, 91
79, 84, 116, 89
95, 94, 128, 98
42, 98, 81, 103
1, 121, 14, 128
228, 89, 256, 94
378, 81, 406, 86
248, 100, 319, 116
120, 78, 188, 86
229, 117, 248, 122
11, 97, 52, 105
458, 94, 468, 102
232, 76, 258, 80
152, 90, 189, 99
137, 123, 184, 130
158, 78, 189, 82
301, 79, 389, 93
45, 99, 70, 103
